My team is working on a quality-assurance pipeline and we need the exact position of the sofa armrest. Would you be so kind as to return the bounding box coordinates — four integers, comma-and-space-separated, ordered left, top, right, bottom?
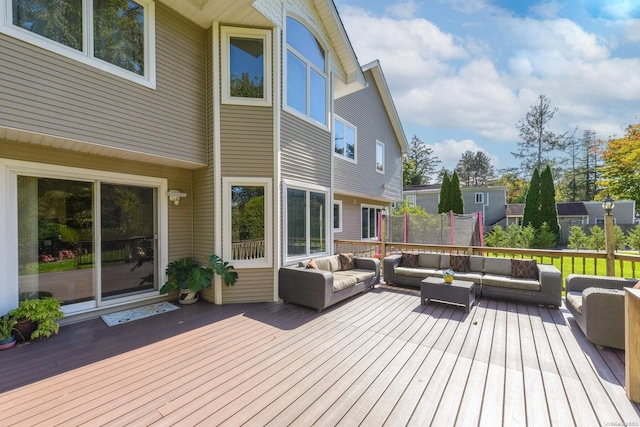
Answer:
582, 287, 625, 347
538, 263, 562, 304
383, 255, 402, 283
278, 267, 334, 311
566, 274, 636, 293
354, 257, 380, 275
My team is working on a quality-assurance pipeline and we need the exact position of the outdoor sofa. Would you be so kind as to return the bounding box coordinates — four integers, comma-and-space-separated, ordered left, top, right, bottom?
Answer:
383, 252, 562, 307
279, 254, 380, 312
565, 274, 639, 349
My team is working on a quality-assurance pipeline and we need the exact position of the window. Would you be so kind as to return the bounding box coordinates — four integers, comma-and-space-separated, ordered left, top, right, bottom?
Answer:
223, 178, 272, 268
333, 201, 342, 232
404, 194, 416, 207
285, 16, 327, 126
1, 0, 155, 86
221, 26, 271, 106
361, 205, 381, 240
376, 141, 385, 173
475, 193, 485, 204
284, 181, 329, 260
334, 116, 356, 161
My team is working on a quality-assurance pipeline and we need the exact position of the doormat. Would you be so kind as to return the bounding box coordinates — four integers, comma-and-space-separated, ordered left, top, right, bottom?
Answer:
101, 302, 179, 327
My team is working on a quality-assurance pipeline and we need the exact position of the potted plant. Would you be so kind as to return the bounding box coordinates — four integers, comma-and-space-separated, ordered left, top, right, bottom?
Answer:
9, 297, 64, 341
443, 269, 456, 284
0, 315, 17, 350
160, 255, 238, 304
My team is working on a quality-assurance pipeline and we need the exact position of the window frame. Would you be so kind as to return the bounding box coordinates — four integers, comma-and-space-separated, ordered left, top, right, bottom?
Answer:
221, 26, 272, 107
333, 115, 357, 163
222, 177, 272, 269
0, 0, 156, 88
404, 194, 416, 207
361, 204, 382, 240
284, 15, 329, 129
333, 200, 342, 233
376, 140, 385, 174
475, 192, 485, 204
283, 179, 330, 263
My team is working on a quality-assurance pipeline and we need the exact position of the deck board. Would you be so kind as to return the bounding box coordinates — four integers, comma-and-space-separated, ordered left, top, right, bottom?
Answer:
1, 284, 639, 427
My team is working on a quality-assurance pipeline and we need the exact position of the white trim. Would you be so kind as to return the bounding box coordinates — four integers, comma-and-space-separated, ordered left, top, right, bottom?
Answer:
282, 179, 330, 264
213, 22, 223, 304
361, 203, 383, 240
220, 26, 272, 107
273, 26, 282, 301
333, 114, 357, 163
333, 200, 343, 232
0, 158, 168, 316
376, 140, 385, 174
475, 192, 485, 204
222, 177, 273, 269
404, 194, 416, 207
0, 0, 156, 88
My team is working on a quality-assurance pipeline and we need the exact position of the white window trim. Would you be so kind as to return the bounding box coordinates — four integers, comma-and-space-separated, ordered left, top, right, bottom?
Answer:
333, 115, 357, 163
333, 200, 343, 232
222, 177, 273, 269
283, 179, 330, 263
475, 192, 485, 204
376, 140, 385, 174
221, 26, 272, 107
404, 194, 416, 207
0, 158, 168, 316
0, 0, 156, 88
283, 14, 329, 131
361, 204, 382, 241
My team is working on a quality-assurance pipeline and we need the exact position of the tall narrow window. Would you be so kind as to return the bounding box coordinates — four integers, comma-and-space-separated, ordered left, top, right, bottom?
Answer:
286, 16, 327, 126
361, 206, 381, 240
333, 201, 342, 232
376, 141, 385, 173
221, 27, 271, 106
285, 182, 328, 260
334, 116, 356, 161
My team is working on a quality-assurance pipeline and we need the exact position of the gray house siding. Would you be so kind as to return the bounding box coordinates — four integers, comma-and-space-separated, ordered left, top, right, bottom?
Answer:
334, 195, 387, 241
0, 140, 193, 260
0, 3, 207, 165
333, 70, 402, 201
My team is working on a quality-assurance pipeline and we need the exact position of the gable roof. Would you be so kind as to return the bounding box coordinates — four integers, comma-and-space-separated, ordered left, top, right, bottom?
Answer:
357, 60, 407, 154
507, 202, 589, 217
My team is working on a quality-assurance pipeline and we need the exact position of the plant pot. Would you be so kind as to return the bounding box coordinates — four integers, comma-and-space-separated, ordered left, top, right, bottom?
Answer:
0, 336, 16, 350
179, 289, 199, 305
13, 319, 37, 342
444, 275, 454, 284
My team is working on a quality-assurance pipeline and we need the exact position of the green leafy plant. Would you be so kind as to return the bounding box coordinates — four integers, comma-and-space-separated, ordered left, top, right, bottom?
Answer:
0, 315, 17, 344
9, 297, 64, 339
159, 255, 238, 295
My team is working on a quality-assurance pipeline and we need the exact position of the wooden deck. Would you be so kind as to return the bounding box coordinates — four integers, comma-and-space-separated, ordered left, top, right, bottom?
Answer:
1, 284, 639, 426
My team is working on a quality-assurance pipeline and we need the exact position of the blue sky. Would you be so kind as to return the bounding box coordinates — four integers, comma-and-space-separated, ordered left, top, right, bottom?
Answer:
333, 0, 640, 174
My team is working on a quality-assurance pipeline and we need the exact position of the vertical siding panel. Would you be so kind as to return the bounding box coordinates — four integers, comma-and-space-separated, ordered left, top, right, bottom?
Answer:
0, 3, 207, 165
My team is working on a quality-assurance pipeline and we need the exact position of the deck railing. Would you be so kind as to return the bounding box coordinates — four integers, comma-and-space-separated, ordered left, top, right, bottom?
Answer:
334, 239, 640, 282
231, 239, 265, 261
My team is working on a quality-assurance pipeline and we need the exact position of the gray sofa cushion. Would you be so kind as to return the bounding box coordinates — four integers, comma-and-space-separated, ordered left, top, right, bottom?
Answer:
482, 274, 540, 291
434, 270, 483, 284
314, 255, 341, 272
418, 253, 441, 268
469, 255, 484, 272
483, 258, 512, 276
566, 291, 583, 314
395, 266, 440, 278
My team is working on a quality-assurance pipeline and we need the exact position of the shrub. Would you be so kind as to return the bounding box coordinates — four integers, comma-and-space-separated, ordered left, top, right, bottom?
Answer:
567, 226, 589, 250
588, 225, 605, 251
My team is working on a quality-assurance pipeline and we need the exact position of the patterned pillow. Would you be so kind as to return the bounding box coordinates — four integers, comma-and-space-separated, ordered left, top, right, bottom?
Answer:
306, 259, 319, 269
511, 259, 538, 279
450, 254, 470, 273
339, 253, 355, 270
400, 252, 419, 268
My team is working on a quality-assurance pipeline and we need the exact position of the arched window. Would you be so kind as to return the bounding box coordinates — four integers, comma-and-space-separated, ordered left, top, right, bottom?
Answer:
285, 16, 327, 126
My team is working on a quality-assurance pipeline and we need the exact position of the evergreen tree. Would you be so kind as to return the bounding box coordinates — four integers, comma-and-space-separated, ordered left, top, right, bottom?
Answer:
627, 224, 640, 254
484, 225, 507, 247
522, 168, 541, 229
588, 225, 605, 251
567, 226, 589, 250
539, 165, 559, 245
450, 171, 464, 214
403, 135, 441, 185
438, 172, 451, 214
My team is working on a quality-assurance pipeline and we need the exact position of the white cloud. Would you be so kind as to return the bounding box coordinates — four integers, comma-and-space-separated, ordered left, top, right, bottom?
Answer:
602, 0, 640, 19
427, 138, 502, 169
385, 0, 421, 19
625, 19, 640, 42
529, 1, 562, 19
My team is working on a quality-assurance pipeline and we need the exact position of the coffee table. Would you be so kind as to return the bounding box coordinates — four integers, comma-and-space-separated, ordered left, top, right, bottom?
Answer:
421, 277, 475, 313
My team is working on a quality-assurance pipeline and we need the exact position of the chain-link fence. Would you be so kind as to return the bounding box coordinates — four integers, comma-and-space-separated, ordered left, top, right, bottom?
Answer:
388, 212, 482, 246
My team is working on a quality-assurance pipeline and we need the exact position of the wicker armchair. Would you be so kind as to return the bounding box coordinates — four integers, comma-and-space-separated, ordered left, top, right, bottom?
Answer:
565, 274, 638, 349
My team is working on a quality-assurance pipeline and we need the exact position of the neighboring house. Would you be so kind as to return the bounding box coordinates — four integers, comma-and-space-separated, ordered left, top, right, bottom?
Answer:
332, 61, 407, 241
0, 0, 370, 317
403, 185, 508, 226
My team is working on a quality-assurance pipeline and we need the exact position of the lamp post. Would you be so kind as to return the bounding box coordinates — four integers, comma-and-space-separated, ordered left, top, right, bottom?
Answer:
381, 206, 388, 261
603, 194, 616, 276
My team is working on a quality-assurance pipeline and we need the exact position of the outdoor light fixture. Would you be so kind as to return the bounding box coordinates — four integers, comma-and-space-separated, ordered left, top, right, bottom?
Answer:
381, 206, 388, 219
167, 190, 187, 205
602, 194, 615, 215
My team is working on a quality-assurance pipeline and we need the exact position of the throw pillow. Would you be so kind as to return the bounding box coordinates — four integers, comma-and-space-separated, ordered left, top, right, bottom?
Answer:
339, 253, 356, 270
450, 254, 470, 272
400, 252, 419, 268
511, 259, 538, 279
306, 259, 319, 269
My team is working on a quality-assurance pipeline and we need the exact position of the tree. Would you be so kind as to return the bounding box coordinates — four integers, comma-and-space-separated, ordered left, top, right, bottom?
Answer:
403, 158, 423, 186
438, 171, 451, 214
539, 165, 559, 244
403, 135, 441, 186
512, 94, 566, 177
533, 222, 557, 249
600, 123, 640, 206
613, 225, 627, 250
456, 151, 495, 187
450, 171, 464, 214
567, 226, 589, 250
522, 168, 541, 229
484, 225, 508, 247
627, 224, 640, 254
495, 172, 528, 203
588, 225, 605, 251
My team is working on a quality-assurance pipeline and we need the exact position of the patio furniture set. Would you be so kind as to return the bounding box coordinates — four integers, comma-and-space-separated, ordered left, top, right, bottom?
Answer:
279, 252, 638, 350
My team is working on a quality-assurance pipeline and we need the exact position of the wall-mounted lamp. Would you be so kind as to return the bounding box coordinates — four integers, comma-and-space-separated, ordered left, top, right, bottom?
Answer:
167, 190, 187, 205
381, 206, 388, 219
382, 183, 389, 190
